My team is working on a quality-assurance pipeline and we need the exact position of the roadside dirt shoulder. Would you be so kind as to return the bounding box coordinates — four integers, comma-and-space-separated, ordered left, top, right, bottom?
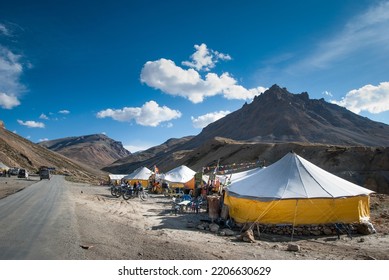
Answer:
0, 176, 40, 199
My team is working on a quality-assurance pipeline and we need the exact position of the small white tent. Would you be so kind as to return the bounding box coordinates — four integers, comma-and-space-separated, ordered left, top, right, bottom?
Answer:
225, 152, 374, 225
163, 165, 196, 189
123, 167, 153, 181
108, 174, 126, 184
123, 167, 153, 187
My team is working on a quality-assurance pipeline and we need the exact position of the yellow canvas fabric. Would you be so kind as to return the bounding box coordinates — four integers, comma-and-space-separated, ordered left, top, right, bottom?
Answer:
125, 179, 149, 187
224, 194, 370, 225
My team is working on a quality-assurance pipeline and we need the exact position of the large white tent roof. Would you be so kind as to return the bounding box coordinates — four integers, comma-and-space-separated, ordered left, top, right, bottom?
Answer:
163, 165, 196, 184
123, 166, 153, 180
227, 152, 374, 200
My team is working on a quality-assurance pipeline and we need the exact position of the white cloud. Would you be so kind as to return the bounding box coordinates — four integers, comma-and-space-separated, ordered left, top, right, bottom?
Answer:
0, 46, 25, 109
322, 91, 333, 98
141, 58, 265, 103
332, 82, 389, 114
17, 120, 45, 128
0, 24, 11, 36
39, 138, 49, 142
191, 110, 231, 129
96, 100, 182, 127
292, 1, 389, 70
182, 43, 231, 71
39, 113, 49, 120
223, 85, 267, 100
0, 92, 20, 109
59, 109, 70, 114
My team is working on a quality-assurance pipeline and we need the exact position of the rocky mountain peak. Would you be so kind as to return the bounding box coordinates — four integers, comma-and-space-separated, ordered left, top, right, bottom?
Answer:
184, 85, 389, 148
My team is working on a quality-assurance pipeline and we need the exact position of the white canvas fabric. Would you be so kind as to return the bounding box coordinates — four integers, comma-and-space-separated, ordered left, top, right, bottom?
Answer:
123, 167, 153, 180
227, 152, 374, 200
210, 167, 263, 185
108, 174, 126, 181
163, 165, 196, 183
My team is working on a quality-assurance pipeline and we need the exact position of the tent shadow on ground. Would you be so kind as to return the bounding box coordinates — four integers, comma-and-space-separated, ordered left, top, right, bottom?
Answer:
145, 202, 212, 231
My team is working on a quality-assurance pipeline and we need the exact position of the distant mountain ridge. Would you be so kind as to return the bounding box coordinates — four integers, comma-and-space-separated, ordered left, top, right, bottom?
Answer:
185, 84, 389, 148
39, 134, 131, 169
0, 126, 102, 182
103, 136, 194, 174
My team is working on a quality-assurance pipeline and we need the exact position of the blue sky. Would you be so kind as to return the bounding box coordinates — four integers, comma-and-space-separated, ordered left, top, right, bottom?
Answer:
1, 0, 388, 152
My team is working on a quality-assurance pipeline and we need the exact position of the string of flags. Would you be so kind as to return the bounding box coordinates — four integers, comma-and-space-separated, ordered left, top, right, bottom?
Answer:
202, 160, 265, 175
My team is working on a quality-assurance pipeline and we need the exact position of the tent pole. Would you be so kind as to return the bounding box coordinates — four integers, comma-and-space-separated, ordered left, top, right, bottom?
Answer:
291, 199, 299, 242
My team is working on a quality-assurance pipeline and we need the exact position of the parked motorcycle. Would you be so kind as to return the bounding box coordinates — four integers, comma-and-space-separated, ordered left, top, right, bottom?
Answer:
110, 185, 120, 197
122, 184, 148, 201
110, 184, 127, 198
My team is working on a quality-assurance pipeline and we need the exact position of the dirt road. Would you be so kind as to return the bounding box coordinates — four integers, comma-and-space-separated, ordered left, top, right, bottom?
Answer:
0, 176, 84, 259
0, 176, 388, 260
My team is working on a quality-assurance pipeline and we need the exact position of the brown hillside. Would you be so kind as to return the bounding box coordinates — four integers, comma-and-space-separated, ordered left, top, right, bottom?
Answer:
0, 126, 105, 183
39, 134, 131, 170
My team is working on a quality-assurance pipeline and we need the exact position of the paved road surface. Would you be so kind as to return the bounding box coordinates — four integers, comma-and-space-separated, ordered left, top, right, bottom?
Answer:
0, 176, 85, 259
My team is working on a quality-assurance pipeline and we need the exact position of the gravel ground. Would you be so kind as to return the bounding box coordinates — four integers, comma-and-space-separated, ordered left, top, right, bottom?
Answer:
1, 176, 388, 260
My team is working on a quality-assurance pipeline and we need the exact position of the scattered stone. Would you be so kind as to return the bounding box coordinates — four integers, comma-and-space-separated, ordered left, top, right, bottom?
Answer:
357, 222, 376, 235
186, 221, 195, 228
197, 225, 205, 230
311, 230, 321, 236
239, 229, 256, 243
287, 244, 300, 252
223, 228, 235, 236
323, 228, 333, 235
358, 238, 365, 243
209, 223, 220, 233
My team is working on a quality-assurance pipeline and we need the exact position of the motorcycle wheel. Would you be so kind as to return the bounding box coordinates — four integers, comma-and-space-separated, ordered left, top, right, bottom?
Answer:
114, 188, 122, 198
122, 190, 132, 200
139, 191, 148, 201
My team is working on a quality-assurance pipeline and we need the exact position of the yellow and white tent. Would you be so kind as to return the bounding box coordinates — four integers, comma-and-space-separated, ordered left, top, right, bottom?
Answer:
108, 174, 127, 185
163, 165, 196, 189
225, 152, 374, 225
123, 167, 153, 187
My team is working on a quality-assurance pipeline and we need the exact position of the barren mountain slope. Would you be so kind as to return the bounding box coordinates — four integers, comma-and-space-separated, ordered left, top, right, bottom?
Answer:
0, 127, 104, 183
39, 134, 131, 169
185, 84, 389, 148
